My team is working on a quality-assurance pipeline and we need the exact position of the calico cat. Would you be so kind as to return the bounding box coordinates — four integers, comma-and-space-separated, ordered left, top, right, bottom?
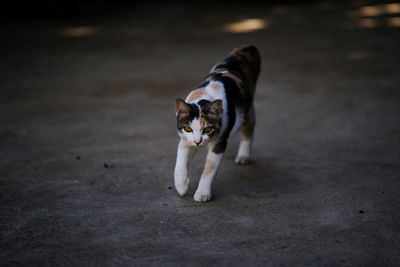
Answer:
174, 45, 261, 202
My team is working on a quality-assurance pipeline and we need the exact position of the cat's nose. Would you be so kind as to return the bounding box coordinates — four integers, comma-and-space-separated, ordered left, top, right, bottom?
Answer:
194, 139, 202, 146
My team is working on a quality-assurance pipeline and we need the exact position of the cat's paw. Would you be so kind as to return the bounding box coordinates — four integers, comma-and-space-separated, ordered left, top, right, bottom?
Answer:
235, 155, 251, 165
175, 178, 189, 196
194, 190, 212, 202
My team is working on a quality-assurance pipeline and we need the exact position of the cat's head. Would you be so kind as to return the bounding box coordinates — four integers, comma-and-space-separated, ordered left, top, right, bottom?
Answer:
175, 98, 223, 147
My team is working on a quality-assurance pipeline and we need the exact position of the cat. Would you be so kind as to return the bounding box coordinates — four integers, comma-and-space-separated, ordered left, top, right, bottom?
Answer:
174, 45, 261, 202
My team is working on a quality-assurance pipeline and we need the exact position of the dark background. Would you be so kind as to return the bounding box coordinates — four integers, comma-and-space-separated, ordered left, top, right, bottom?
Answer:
1, 0, 400, 266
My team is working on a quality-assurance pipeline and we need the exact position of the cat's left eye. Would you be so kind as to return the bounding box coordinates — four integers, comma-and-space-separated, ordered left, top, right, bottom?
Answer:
203, 127, 212, 133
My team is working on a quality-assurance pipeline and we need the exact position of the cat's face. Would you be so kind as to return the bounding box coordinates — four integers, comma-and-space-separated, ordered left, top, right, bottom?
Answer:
175, 99, 222, 147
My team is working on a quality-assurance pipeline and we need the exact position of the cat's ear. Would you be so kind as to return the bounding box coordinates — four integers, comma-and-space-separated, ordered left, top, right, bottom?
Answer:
175, 98, 191, 117
204, 100, 223, 120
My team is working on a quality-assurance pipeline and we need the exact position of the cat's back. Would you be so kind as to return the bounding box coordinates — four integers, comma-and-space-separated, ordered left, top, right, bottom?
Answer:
210, 45, 261, 95
186, 44, 260, 102
185, 80, 225, 104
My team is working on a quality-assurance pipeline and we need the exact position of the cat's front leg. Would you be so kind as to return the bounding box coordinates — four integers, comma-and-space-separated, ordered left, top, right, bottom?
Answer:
174, 139, 196, 196
194, 148, 223, 202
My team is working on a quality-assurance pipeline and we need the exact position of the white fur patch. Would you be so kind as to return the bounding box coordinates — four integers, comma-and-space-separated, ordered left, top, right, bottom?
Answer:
231, 107, 245, 136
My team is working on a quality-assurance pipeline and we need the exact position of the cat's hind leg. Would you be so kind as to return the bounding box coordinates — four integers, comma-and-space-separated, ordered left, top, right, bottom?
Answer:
174, 140, 197, 196
235, 104, 255, 165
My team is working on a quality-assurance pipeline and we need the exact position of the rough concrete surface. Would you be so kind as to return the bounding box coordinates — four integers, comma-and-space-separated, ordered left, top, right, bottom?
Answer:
1, 1, 400, 266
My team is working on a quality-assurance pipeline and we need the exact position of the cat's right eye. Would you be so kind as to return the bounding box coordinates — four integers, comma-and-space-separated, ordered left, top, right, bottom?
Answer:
184, 126, 193, 132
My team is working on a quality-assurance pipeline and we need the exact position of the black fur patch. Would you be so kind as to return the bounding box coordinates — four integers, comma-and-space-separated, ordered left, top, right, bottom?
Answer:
176, 104, 199, 131
207, 129, 217, 141
212, 57, 244, 77
208, 72, 252, 154
213, 140, 227, 154
197, 99, 211, 112
190, 103, 200, 118
197, 80, 210, 88
177, 116, 193, 132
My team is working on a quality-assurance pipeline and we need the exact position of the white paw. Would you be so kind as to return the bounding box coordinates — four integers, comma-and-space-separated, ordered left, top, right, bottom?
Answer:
194, 190, 212, 202
175, 178, 189, 196
235, 155, 250, 165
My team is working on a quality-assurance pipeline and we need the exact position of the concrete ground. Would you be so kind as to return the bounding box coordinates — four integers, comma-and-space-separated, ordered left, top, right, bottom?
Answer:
1, 1, 400, 266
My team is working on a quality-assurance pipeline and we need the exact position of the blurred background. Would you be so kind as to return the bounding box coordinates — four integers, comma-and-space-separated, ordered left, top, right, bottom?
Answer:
1, 0, 400, 266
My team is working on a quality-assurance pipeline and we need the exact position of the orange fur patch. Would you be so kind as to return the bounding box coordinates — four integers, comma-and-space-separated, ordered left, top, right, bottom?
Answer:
187, 87, 205, 102
210, 68, 242, 89
210, 81, 221, 90
240, 105, 255, 139
203, 160, 215, 177
221, 72, 242, 88
210, 68, 226, 73
199, 116, 207, 128
241, 123, 254, 140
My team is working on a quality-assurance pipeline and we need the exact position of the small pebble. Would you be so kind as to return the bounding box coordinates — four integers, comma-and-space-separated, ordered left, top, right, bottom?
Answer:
104, 163, 115, 168
359, 210, 365, 214
168, 186, 172, 190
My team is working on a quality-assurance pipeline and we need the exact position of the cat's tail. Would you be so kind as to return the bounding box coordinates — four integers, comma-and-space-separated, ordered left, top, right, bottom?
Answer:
229, 45, 261, 94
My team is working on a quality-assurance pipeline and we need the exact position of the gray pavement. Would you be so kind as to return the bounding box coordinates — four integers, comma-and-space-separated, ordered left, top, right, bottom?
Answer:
1, 1, 400, 266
